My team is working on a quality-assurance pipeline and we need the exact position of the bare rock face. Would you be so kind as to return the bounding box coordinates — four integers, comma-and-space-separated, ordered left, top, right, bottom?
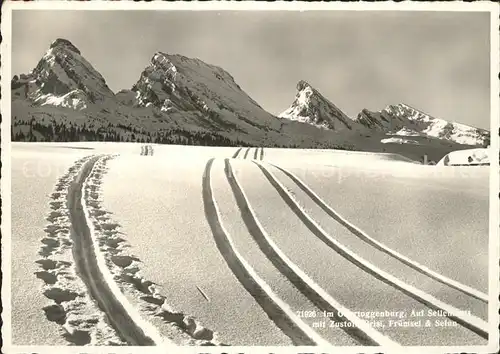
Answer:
130, 52, 281, 132
49, 38, 82, 55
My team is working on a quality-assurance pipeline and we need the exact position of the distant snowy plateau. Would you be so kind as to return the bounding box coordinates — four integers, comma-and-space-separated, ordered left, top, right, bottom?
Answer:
12, 38, 490, 162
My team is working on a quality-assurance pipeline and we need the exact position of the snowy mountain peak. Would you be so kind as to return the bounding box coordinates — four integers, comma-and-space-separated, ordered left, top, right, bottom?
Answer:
355, 103, 490, 146
12, 38, 114, 110
49, 38, 81, 55
279, 80, 360, 131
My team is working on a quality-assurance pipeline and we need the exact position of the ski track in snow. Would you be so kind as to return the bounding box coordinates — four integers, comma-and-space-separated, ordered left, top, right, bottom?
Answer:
233, 147, 264, 161
198, 151, 487, 345
232, 147, 242, 159
68, 154, 165, 346
202, 158, 329, 346
251, 160, 488, 340
37, 155, 126, 346
84, 153, 222, 346
35, 145, 488, 346
38, 150, 222, 346
267, 162, 488, 303
140, 145, 154, 156
223, 159, 400, 348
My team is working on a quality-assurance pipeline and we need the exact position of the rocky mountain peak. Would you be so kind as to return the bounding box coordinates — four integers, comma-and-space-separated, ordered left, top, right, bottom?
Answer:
12, 38, 114, 108
49, 38, 81, 55
279, 80, 361, 131
129, 51, 281, 132
150, 52, 178, 75
296, 80, 312, 92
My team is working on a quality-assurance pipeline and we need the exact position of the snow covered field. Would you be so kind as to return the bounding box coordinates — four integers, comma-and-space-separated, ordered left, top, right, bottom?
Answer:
11, 145, 87, 345
7, 142, 492, 348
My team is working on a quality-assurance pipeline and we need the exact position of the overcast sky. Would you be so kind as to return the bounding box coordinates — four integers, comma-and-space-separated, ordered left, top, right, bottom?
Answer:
12, 10, 491, 129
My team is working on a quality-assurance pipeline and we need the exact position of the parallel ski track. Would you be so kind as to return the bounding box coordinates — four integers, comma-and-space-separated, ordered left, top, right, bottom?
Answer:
243, 147, 251, 159
232, 148, 243, 159
224, 159, 401, 347
235, 147, 263, 160
140, 145, 153, 156
202, 158, 330, 346
68, 155, 164, 346
252, 160, 488, 340
269, 162, 488, 303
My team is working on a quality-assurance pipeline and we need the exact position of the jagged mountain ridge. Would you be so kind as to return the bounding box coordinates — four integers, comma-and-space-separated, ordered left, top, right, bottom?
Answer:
278, 80, 489, 146
11, 38, 484, 161
355, 103, 490, 146
12, 38, 363, 149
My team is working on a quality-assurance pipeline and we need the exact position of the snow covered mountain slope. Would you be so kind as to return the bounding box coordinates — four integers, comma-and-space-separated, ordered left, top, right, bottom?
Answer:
355, 104, 489, 146
11, 39, 370, 149
12, 38, 115, 110
279, 80, 364, 131
8, 41, 314, 147
381, 137, 420, 145
128, 52, 283, 134
278, 80, 489, 148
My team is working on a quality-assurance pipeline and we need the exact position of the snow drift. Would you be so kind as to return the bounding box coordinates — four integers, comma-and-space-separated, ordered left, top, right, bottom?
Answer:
437, 148, 490, 166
